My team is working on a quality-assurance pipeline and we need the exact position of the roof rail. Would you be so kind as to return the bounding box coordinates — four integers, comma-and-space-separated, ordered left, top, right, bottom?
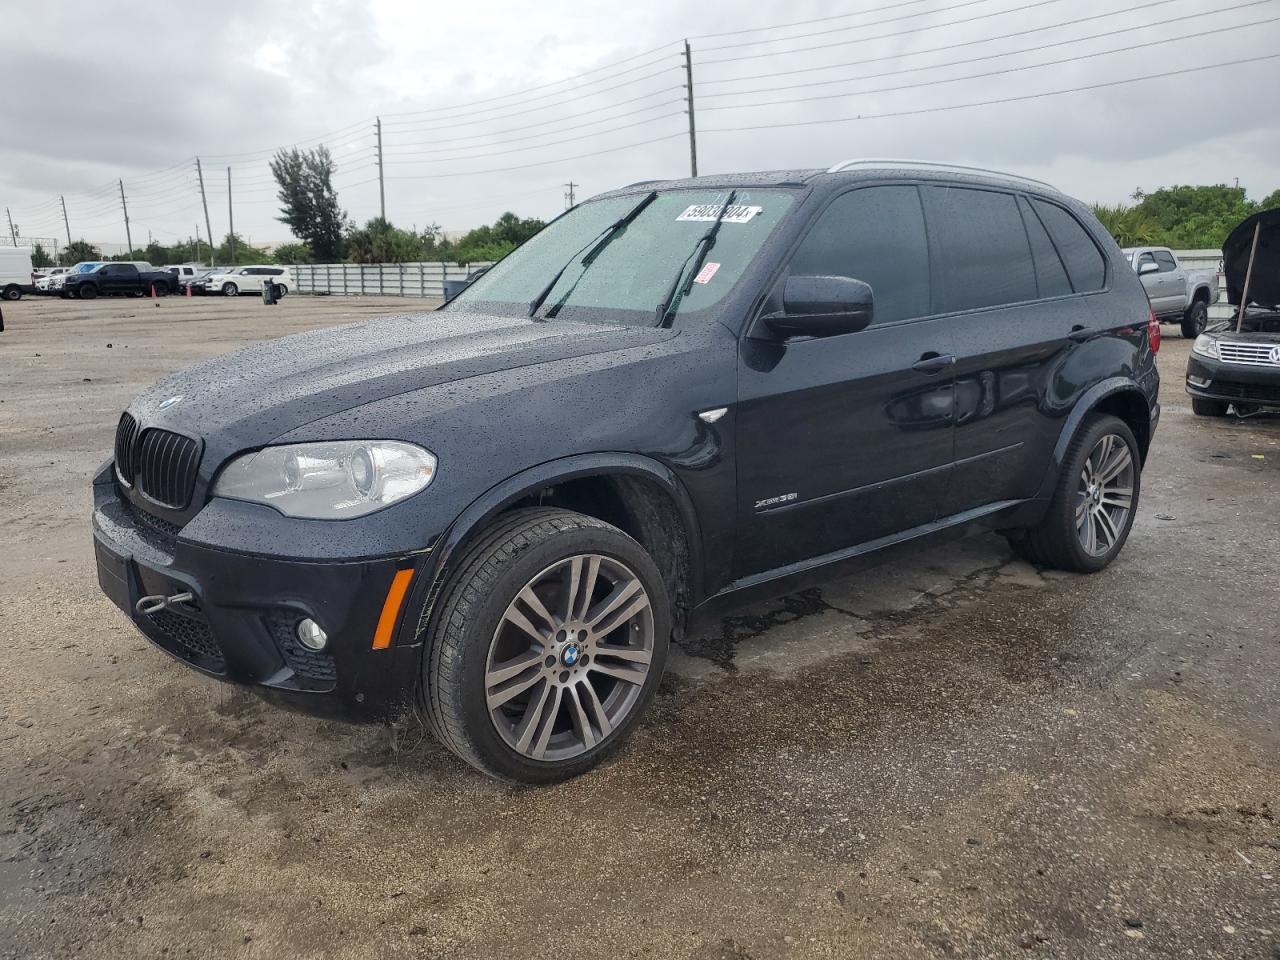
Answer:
825, 158, 1058, 192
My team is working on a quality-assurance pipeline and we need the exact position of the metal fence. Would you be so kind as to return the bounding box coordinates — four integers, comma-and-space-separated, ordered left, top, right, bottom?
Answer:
289, 262, 492, 299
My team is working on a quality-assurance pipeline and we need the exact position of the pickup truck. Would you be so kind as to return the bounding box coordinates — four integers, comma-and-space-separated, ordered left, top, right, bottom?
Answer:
63, 262, 175, 299
1120, 246, 1219, 338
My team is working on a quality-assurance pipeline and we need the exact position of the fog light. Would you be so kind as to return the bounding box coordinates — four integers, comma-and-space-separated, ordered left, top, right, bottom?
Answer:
296, 618, 328, 651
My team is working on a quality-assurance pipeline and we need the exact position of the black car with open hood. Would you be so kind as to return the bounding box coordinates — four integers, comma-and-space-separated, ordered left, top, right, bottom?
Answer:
1186, 207, 1280, 416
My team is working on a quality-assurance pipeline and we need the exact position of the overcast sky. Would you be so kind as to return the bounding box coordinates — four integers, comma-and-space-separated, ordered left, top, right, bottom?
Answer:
2, 0, 1277, 252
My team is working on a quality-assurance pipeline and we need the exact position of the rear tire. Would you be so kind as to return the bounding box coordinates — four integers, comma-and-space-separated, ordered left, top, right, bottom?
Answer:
1181, 299, 1208, 339
1191, 397, 1229, 417
2, 285, 20, 301
419, 507, 670, 783
1007, 414, 1140, 573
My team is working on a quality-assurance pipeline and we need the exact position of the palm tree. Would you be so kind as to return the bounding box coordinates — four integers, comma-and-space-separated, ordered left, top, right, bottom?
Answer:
1091, 204, 1161, 247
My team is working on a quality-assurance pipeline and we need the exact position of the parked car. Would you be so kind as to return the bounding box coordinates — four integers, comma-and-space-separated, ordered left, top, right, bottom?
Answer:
204, 265, 292, 297
1186, 208, 1280, 416
164, 264, 204, 288
34, 266, 69, 292
63, 262, 174, 299
183, 267, 228, 295
93, 161, 1160, 783
0, 247, 35, 300
1120, 246, 1219, 338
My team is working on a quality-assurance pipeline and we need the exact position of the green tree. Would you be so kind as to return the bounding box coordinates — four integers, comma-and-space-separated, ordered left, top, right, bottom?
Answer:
420, 211, 546, 264
1090, 203, 1161, 247
62, 239, 101, 263
30, 243, 52, 268
214, 233, 272, 265
345, 217, 429, 263
1258, 188, 1280, 211
270, 145, 348, 261
1132, 185, 1255, 248
272, 241, 314, 264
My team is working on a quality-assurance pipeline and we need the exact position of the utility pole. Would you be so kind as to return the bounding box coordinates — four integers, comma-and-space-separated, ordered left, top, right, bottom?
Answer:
195, 158, 214, 263
375, 116, 385, 220
195, 224, 203, 265
60, 195, 72, 256
5, 207, 15, 246
682, 40, 698, 178
563, 181, 578, 209
118, 180, 133, 254
227, 166, 236, 265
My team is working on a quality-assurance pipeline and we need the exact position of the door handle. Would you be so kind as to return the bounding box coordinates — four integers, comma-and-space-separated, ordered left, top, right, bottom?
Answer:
912, 353, 956, 374
1068, 326, 1093, 343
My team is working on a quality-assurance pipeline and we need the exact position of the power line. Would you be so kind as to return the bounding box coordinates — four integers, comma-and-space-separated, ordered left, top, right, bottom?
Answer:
689, 0, 942, 39
386, 94, 684, 150
697, 0, 1194, 86
379, 41, 679, 121
385, 130, 685, 180
699, 0, 1012, 52
698, 12, 1277, 111
699, 0, 1072, 65
385, 111, 685, 165
700, 53, 1279, 133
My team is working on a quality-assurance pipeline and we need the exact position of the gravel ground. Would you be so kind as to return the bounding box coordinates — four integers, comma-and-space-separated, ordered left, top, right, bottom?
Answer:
1, 295, 1277, 959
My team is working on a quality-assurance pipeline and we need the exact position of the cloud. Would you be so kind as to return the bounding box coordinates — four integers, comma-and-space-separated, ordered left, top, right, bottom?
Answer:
2, 0, 1276, 249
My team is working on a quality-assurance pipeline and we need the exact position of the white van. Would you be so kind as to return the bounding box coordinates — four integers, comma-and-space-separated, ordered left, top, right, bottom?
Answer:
1, 247, 35, 300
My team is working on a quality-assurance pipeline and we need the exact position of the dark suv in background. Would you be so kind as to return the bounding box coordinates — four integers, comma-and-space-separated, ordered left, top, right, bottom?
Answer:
93, 161, 1159, 783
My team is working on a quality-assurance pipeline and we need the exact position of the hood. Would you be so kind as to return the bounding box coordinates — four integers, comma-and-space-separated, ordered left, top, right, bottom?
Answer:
131, 308, 676, 450
1223, 208, 1280, 308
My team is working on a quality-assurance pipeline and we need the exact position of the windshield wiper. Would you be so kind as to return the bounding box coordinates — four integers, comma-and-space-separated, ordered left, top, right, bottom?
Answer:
653, 190, 737, 328
527, 190, 657, 319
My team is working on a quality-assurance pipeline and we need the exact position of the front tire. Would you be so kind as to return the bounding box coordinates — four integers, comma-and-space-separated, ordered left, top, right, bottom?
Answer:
1181, 300, 1208, 339
1191, 397, 1229, 417
79, 285, 98, 300
420, 508, 671, 783
1008, 414, 1140, 573
222, 282, 238, 297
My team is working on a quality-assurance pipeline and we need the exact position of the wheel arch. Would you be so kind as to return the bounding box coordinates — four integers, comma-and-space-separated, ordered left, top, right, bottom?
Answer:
1190, 284, 1212, 304
403, 453, 703, 647
1051, 380, 1153, 475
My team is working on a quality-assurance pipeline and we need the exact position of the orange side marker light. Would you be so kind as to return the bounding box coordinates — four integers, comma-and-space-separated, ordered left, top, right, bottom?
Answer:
372, 568, 414, 650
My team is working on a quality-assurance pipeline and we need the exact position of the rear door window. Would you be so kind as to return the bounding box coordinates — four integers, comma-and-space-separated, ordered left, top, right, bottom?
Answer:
1029, 199, 1106, 292
786, 184, 930, 325
923, 186, 1037, 313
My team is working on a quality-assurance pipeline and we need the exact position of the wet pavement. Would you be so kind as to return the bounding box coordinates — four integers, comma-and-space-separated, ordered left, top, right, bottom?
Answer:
0, 296, 1277, 958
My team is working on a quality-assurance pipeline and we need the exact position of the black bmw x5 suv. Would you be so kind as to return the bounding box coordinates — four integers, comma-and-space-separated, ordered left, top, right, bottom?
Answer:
94, 161, 1160, 782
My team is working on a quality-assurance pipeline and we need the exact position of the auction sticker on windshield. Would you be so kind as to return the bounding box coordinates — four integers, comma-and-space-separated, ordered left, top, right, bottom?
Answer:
677, 204, 763, 223
693, 262, 721, 285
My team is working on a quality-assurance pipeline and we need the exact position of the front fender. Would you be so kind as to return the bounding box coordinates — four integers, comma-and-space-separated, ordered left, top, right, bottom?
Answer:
397, 452, 704, 645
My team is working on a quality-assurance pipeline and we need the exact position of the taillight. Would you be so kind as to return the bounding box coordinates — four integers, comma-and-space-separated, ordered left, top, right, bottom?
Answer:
1148, 308, 1160, 354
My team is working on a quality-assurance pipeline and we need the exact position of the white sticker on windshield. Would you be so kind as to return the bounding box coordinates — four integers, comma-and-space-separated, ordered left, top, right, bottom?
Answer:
677, 204, 762, 224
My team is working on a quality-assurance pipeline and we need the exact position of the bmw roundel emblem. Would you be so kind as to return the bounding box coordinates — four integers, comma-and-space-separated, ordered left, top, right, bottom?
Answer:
562, 643, 580, 667
158, 395, 184, 410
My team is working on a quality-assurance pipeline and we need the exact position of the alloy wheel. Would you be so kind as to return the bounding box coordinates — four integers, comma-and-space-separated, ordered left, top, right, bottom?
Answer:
485, 553, 655, 762
1075, 433, 1134, 557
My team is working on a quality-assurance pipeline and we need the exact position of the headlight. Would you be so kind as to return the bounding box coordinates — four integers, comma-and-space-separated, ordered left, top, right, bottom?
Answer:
212, 441, 436, 519
1192, 335, 1220, 360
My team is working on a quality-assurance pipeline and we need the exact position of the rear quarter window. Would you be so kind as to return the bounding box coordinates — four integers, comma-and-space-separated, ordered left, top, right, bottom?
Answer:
1029, 198, 1106, 293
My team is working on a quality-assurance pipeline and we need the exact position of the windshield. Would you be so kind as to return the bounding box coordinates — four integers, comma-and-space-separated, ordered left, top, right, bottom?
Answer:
74, 262, 101, 273
448, 188, 796, 325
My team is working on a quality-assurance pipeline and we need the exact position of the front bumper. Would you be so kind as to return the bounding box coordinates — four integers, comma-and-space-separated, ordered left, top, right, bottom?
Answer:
92, 473, 424, 721
1186, 354, 1280, 409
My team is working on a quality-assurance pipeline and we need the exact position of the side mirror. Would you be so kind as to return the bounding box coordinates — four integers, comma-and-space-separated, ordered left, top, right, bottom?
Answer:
764, 275, 874, 338
1138, 260, 1159, 276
